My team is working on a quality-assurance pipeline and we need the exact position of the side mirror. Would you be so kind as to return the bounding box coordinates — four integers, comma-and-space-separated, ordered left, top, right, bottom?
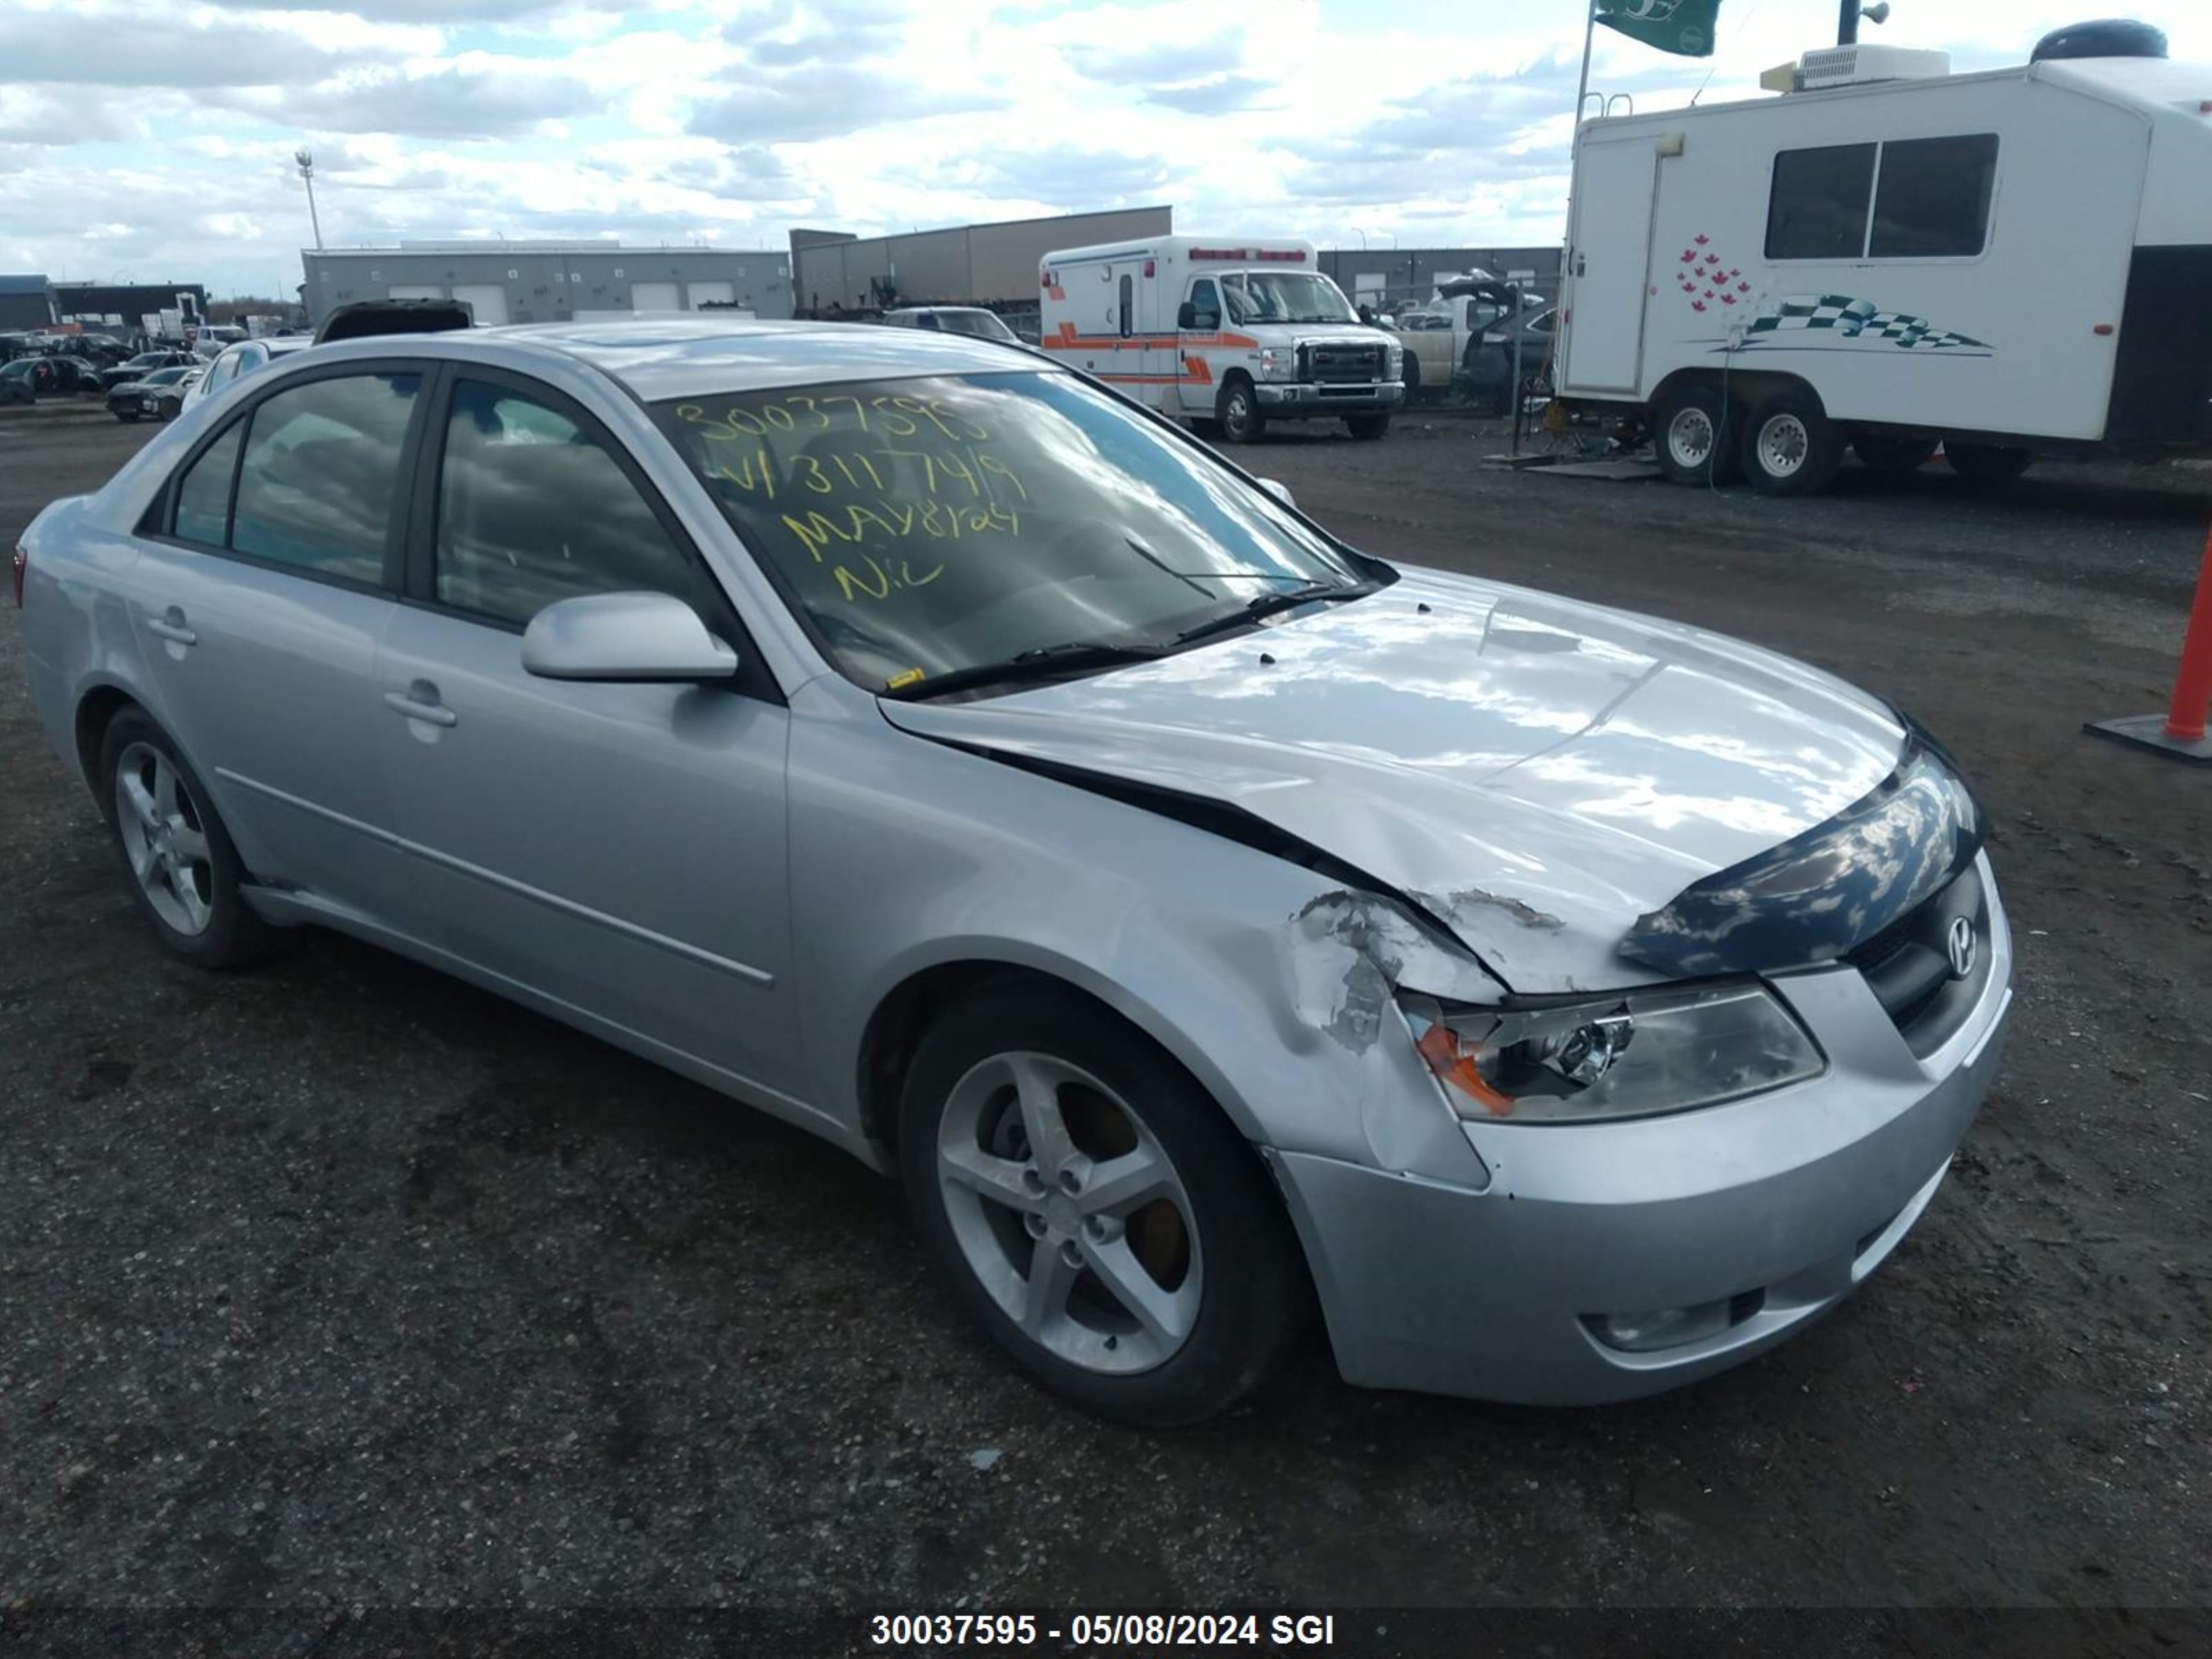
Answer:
1257, 478, 1295, 511
1177, 302, 1197, 330
522, 591, 739, 684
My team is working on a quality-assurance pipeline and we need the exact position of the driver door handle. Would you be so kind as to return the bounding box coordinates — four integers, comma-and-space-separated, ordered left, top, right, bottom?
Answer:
146, 606, 197, 646
383, 684, 458, 727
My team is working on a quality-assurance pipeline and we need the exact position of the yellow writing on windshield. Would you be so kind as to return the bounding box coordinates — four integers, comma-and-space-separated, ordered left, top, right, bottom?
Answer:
679, 396, 1021, 604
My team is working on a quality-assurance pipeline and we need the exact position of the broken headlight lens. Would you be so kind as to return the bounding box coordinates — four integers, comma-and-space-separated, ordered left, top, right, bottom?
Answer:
1398, 982, 1824, 1125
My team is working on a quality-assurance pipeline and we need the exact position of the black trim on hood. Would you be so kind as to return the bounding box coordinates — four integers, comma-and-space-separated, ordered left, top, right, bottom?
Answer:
1618, 736, 1984, 979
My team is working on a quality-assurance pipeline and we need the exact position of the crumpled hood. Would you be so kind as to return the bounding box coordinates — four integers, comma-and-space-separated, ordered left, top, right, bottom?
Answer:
881, 566, 1910, 991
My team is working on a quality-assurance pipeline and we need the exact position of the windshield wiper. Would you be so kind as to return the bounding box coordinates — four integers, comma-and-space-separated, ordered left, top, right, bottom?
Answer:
885, 639, 1166, 702
1170, 581, 1373, 647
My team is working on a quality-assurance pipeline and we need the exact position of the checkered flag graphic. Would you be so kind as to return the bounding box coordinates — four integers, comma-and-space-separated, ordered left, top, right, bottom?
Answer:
1746, 294, 1987, 350
1746, 295, 1878, 335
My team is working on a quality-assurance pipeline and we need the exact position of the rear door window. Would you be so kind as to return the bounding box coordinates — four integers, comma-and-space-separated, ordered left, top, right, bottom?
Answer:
229, 373, 419, 584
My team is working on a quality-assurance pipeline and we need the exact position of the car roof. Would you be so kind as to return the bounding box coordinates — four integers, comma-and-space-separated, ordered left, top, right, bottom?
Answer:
457, 316, 1058, 400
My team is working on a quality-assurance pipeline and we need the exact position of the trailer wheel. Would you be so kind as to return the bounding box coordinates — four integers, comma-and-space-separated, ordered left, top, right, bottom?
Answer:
1217, 377, 1264, 445
1946, 441, 2034, 484
1742, 391, 1844, 496
1851, 432, 1940, 475
1652, 382, 1738, 487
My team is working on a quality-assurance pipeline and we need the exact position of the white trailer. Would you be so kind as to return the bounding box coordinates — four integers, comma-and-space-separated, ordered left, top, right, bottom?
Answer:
1038, 234, 1405, 443
1553, 26, 2212, 493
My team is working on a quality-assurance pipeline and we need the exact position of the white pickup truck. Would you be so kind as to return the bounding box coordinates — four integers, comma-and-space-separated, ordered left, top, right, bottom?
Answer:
1391, 281, 1555, 412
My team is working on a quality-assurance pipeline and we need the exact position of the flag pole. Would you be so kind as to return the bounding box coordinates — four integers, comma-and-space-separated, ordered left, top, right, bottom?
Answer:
1574, 0, 1599, 132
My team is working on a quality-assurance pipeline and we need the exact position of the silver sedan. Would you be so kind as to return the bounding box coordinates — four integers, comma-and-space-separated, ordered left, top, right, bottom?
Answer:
13, 319, 2012, 1424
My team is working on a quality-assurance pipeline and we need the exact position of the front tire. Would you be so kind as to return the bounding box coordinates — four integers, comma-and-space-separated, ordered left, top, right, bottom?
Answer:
1741, 388, 1844, 496
898, 983, 1302, 1425
113, 409, 140, 423
1652, 381, 1738, 487
1947, 440, 2034, 483
1217, 377, 1264, 444
1346, 413, 1391, 441
1402, 354, 1423, 405
97, 709, 284, 968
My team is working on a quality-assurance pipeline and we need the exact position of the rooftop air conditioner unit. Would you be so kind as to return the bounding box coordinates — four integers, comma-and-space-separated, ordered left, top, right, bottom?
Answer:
1786, 43, 1951, 91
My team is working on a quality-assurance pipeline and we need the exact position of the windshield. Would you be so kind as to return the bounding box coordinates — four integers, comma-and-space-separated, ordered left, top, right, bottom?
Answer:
1220, 272, 1357, 326
937, 310, 1018, 343
659, 372, 1372, 696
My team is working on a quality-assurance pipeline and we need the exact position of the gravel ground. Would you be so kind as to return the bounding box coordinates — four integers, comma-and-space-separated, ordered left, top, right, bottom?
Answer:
3, 411, 2207, 1638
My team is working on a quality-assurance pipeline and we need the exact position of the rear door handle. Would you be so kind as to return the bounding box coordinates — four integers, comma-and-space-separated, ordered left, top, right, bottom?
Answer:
146, 606, 196, 646
383, 686, 458, 727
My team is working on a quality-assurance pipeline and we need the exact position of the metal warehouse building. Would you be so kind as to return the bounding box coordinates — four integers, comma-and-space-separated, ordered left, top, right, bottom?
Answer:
300, 242, 792, 328
789, 207, 1173, 317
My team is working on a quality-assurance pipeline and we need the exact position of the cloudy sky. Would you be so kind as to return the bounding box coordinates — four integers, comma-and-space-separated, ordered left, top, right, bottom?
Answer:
1, 0, 2206, 299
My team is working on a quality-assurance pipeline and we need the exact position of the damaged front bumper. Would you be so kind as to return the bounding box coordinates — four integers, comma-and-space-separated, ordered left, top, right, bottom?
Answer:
1265, 859, 2013, 1406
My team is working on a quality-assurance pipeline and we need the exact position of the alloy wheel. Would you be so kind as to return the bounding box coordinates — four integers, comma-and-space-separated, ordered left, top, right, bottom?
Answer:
114, 742, 214, 935
935, 1050, 1201, 1375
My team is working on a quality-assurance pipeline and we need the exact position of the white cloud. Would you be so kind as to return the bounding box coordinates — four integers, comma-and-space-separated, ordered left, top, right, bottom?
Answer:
0, 0, 2203, 297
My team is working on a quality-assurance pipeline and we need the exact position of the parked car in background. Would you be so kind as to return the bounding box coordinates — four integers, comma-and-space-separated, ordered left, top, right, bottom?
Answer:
179, 336, 312, 413
101, 350, 198, 392
106, 365, 198, 422
1463, 306, 1559, 415
147, 368, 205, 423
0, 355, 106, 403
880, 306, 1022, 344
15, 317, 2012, 1425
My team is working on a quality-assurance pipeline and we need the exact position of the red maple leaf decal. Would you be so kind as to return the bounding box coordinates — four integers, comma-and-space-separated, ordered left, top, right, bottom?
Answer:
1721, 293, 1738, 305
1703, 289, 1715, 298
1728, 268, 1741, 277
1737, 281, 1751, 292
1691, 300, 1707, 311
1680, 250, 1697, 263
1694, 234, 1709, 245
1703, 252, 1719, 263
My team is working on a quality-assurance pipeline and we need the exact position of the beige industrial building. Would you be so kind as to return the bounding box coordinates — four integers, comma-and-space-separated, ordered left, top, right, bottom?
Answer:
789, 207, 1173, 317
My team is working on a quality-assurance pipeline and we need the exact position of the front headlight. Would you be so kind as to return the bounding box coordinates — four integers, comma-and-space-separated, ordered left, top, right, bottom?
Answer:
1257, 347, 1286, 379
1399, 982, 1824, 1125
1385, 343, 1404, 376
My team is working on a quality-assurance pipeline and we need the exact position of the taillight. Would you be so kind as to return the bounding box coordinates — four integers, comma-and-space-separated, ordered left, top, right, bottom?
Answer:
9, 545, 24, 608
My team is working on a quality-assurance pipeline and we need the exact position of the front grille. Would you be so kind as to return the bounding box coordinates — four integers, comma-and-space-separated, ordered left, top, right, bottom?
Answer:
1301, 341, 1382, 384
1844, 862, 1991, 1059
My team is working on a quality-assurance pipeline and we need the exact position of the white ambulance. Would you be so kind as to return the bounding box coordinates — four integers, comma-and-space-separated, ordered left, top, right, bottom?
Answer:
1038, 236, 1404, 442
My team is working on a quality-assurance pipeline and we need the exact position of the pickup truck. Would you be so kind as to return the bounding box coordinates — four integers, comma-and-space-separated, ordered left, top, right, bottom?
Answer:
1389, 279, 1553, 413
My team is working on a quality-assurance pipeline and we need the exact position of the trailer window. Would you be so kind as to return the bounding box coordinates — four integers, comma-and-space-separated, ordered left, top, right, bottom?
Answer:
1766, 143, 1877, 260
1870, 134, 1998, 258
1118, 274, 1133, 338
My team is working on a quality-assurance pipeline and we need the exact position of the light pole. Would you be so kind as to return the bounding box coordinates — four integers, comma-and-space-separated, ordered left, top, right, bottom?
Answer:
296, 149, 323, 250
1353, 227, 1370, 250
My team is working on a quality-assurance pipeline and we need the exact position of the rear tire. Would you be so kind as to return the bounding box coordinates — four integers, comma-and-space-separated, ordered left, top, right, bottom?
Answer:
898, 982, 1302, 1425
1346, 414, 1390, 441
1852, 431, 1938, 474
113, 410, 140, 424
1652, 382, 1739, 487
1947, 441, 2034, 483
1741, 388, 1844, 496
1217, 377, 1264, 444
1402, 354, 1423, 405
97, 709, 285, 969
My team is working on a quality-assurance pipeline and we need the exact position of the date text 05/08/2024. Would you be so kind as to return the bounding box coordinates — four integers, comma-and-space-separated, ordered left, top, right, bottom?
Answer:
870, 1612, 1340, 1648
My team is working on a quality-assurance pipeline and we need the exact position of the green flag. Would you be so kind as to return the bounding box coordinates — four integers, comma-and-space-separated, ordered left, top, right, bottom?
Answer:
1595, 0, 1721, 57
